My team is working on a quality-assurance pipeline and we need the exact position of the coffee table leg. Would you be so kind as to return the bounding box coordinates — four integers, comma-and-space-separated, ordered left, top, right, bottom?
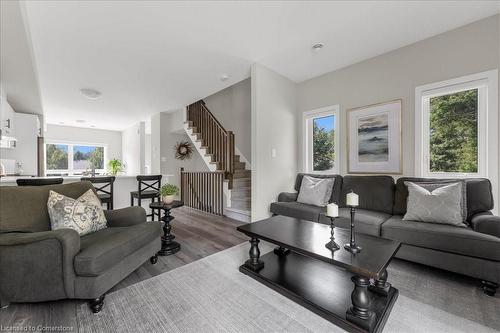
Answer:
346, 275, 375, 331
244, 237, 264, 271
158, 208, 181, 256
369, 267, 391, 296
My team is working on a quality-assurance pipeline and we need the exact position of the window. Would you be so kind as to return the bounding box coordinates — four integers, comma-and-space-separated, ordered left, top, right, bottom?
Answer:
415, 70, 497, 179
303, 105, 339, 173
45, 142, 106, 176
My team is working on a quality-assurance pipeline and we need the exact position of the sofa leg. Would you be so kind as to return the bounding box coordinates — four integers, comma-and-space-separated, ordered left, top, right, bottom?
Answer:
89, 294, 105, 313
150, 254, 158, 265
481, 280, 498, 296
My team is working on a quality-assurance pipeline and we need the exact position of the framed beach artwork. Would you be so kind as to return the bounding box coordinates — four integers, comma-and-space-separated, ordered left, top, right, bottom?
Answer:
347, 99, 402, 174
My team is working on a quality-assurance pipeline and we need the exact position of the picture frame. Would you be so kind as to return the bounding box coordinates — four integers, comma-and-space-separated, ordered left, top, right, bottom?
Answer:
347, 99, 402, 174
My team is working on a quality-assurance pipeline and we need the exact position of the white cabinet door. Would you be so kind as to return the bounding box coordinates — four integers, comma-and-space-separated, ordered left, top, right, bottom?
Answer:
0, 95, 15, 137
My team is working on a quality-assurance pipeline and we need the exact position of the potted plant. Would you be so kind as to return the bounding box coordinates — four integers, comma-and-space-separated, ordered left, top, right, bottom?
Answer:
107, 159, 124, 176
160, 183, 179, 204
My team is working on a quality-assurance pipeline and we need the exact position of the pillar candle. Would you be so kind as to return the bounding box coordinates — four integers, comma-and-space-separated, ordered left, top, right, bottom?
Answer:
346, 191, 359, 206
326, 203, 339, 217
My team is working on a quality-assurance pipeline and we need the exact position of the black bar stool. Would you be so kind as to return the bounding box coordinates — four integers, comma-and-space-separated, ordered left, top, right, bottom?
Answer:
81, 176, 115, 210
16, 178, 64, 186
130, 175, 162, 221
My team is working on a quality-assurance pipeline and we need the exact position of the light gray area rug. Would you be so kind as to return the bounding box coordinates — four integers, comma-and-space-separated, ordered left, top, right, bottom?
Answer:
77, 243, 500, 333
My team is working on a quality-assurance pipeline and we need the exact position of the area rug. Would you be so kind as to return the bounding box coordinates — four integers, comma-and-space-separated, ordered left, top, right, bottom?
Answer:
77, 242, 500, 333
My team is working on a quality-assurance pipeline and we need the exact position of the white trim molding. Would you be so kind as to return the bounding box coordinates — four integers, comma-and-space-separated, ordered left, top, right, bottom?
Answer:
415, 70, 498, 213
302, 104, 340, 174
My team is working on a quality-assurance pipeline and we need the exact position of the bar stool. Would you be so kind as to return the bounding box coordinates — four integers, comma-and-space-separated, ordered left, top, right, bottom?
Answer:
81, 176, 115, 210
16, 178, 64, 186
130, 175, 162, 221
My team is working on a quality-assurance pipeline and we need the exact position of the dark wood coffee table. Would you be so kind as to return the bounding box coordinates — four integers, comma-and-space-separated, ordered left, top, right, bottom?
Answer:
150, 200, 183, 256
237, 215, 401, 333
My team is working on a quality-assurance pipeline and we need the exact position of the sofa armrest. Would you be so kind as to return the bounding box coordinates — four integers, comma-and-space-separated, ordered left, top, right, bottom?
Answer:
104, 206, 147, 227
278, 192, 298, 202
0, 229, 80, 302
470, 212, 500, 238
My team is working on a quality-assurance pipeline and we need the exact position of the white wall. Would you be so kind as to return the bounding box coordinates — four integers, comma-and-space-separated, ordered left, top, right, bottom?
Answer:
297, 15, 500, 205
45, 123, 122, 163
121, 122, 145, 175
204, 78, 252, 163
251, 64, 297, 221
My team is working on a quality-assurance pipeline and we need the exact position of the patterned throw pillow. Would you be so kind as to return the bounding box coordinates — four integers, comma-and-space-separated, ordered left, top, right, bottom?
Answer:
48, 189, 107, 236
297, 176, 335, 207
403, 182, 465, 227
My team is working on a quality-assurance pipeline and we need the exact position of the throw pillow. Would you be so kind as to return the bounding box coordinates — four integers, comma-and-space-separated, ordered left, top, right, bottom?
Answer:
410, 180, 467, 223
403, 182, 465, 227
296, 176, 335, 207
48, 189, 107, 236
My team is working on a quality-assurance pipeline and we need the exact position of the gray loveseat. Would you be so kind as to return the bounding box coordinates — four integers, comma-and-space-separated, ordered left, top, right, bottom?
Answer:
0, 181, 162, 312
270, 173, 500, 296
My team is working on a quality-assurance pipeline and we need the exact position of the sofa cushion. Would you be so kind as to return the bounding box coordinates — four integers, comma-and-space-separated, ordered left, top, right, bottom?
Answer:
340, 176, 395, 214
381, 215, 500, 261
294, 173, 343, 204
319, 208, 391, 236
270, 202, 324, 222
74, 222, 161, 276
393, 177, 494, 220
0, 181, 95, 233
297, 175, 335, 207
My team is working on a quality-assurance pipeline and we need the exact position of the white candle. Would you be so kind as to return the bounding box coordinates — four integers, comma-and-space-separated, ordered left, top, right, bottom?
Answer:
346, 191, 359, 207
326, 203, 339, 217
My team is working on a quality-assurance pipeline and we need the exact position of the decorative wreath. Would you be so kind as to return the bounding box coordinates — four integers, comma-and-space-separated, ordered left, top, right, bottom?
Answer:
174, 141, 193, 160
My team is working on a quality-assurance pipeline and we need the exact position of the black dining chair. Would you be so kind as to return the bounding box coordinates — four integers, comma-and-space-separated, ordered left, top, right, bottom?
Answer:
81, 176, 116, 210
16, 178, 64, 186
130, 175, 162, 221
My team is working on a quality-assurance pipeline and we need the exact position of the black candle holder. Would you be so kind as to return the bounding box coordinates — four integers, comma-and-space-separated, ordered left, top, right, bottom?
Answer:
344, 206, 362, 254
325, 216, 340, 251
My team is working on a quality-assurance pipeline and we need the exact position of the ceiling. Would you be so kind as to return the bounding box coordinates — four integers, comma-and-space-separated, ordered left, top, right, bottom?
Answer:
14, 1, 500, 130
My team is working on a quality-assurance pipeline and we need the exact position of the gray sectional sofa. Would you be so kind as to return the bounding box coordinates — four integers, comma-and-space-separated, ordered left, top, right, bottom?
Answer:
270, 173, 500, 296
0, 181, 162, 312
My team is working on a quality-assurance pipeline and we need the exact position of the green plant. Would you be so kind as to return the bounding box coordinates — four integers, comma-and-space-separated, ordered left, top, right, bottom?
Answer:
160, 183, 179, 197
107, 159, 124, 175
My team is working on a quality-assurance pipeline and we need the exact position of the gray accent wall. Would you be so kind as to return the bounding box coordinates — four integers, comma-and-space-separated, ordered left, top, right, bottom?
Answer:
204, 78, 251, 163
297, 15, 500, 209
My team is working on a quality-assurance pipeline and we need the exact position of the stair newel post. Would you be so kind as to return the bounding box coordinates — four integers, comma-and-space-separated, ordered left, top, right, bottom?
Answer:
180, 167, 184, 204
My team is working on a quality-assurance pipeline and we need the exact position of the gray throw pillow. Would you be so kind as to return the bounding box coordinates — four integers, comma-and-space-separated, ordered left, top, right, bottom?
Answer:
48, 189, 107, 236
403, 182, 465, 227
410, 180, 467, 223
296, 176, 335, 207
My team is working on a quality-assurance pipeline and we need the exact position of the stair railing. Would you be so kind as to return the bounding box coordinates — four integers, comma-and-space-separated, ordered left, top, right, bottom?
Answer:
186, 100, 235, 183
180, 167, 224, 215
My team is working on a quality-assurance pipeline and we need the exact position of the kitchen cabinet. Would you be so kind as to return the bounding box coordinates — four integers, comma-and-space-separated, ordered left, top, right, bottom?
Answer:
0, 92, 16, 138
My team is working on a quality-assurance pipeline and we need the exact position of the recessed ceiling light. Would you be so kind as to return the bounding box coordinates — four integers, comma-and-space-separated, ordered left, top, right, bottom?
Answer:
220, 74, 230, 82
312, 43, 325, 51
76, 119, 86, 123
80, 88, 102, 99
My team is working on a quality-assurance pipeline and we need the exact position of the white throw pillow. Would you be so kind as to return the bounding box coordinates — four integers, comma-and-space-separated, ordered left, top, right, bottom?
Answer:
403, 182, 465, 227
48, 189, 107, 236
296, 176, 335, 207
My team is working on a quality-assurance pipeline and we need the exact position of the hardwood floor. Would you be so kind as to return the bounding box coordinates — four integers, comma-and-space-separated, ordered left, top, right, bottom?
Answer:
0, 207, 247, 332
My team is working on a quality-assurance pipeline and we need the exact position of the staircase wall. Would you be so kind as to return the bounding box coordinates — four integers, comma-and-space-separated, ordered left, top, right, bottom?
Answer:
204, 78, 251, 165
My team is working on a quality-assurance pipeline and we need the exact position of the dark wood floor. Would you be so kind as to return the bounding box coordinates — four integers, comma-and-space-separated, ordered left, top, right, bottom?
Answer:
0, 207, 247, 332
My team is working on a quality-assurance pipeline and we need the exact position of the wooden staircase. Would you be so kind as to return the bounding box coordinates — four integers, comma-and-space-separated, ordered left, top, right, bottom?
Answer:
184, 100, 251, 222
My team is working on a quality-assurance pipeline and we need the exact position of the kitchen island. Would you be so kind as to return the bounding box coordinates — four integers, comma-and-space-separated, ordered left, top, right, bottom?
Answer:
0, 175, 174, 212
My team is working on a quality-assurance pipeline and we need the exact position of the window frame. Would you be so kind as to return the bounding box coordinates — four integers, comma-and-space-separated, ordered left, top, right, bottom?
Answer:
302, 105, 340, 174
44, 140, 108, 176
415, 70, 497, 180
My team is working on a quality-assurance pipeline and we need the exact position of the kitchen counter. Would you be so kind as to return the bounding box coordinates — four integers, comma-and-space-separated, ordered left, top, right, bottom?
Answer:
0, 174, 174, 211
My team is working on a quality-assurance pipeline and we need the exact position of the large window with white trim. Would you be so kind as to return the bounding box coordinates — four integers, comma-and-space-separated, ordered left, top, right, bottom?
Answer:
415, 71, 496, 178
45, 142, 107, 176
303, 105, 339, 173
